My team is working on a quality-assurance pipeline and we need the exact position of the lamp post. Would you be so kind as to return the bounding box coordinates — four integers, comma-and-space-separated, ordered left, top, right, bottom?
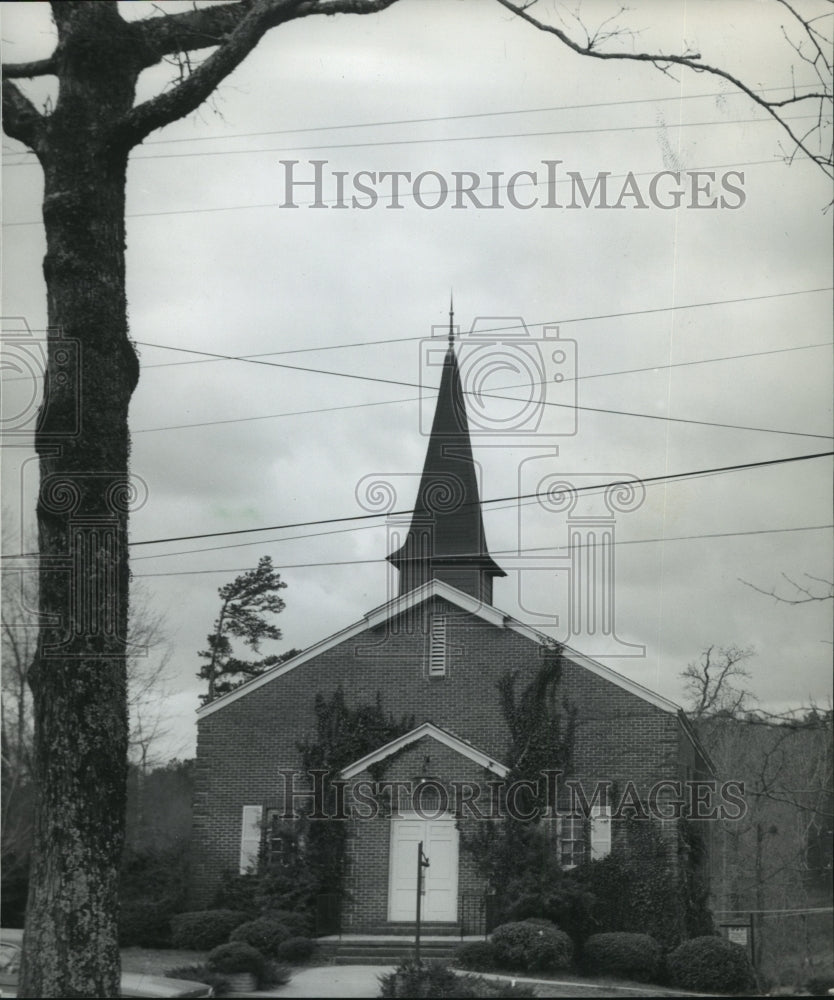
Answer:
415, 840, 430, 963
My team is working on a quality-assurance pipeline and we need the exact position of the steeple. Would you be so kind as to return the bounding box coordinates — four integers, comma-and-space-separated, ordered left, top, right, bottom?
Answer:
387, 304, 506, 604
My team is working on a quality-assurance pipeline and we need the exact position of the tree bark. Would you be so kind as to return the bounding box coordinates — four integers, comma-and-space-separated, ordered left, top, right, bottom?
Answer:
18, 6, 141, 995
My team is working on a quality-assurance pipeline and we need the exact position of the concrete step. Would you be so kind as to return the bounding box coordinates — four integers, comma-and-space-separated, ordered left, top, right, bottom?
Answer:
323, 950, 460, 965
319, 935, 464, 965
365, 922, 462, 936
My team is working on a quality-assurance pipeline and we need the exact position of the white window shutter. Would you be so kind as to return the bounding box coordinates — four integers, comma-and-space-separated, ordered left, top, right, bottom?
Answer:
590, 803, 611, 860
240, 805, 263, 875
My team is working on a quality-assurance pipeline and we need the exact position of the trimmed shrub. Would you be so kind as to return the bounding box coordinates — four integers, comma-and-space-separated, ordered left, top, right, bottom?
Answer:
454, 940, 498, 971
667, 936, 757, 994
164, 964, 230, 995
207, 941, 266, 977
378, 959, 535, 998
229, 917, 291, 957
263, 961, 293, 988
260, 907, 314, 936
170, 909, 249, 950
211, 872, 259, 915
582, 932, 662, 983
207, 941, 292, 990
276, 936, 318, 963
490, 920, 573, 973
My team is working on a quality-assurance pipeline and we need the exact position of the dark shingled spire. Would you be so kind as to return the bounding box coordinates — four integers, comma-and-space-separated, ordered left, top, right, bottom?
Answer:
387, 304, 506, 603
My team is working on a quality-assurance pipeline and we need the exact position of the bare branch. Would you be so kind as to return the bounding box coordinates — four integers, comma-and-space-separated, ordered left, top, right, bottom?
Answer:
739, 573, 834, 604
496, 0, 834, 178
131, 0, 399, 64
131, 1, 255, 64
1, 80, 46, 151
118, 0, 399, 147
681, 644, 756, 720
2, 58, 57, 80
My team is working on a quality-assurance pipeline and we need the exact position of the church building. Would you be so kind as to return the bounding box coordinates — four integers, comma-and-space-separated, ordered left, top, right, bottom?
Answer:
190, 310, 714, 933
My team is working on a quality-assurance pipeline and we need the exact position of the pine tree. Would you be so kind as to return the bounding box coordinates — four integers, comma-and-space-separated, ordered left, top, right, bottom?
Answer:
198, 556, 288, 704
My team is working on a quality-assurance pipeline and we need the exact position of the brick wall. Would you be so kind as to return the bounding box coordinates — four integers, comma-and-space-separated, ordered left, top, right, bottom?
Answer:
191, 595, 690, 916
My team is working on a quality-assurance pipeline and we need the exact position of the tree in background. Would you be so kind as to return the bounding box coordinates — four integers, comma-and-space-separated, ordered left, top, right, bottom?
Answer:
681, 650, 833, 982
198, 556, 292, 704
1, 560, 179, 926
681, 645, 757, 721
2, 2, 830, 994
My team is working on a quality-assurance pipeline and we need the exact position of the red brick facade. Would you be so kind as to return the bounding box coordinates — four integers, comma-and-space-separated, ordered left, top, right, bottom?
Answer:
191, 585, 711, 928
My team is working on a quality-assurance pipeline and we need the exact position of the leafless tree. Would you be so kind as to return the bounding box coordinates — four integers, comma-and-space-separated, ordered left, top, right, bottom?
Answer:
497, 0, 833, 179
2, 563, 179, 887
682, 647, 832, 950
2, 1, 830, 993
681, 644, 757, 720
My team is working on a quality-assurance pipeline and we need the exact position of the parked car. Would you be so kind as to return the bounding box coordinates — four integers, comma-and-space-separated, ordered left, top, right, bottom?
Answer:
0, 929, 214, 998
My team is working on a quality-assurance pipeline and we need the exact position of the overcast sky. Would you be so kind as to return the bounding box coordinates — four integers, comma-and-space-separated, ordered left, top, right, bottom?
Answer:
2, 0, 832, 761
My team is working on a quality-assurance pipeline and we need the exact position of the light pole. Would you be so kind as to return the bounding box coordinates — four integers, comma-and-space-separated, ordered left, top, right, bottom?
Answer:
415, 840, 430, 963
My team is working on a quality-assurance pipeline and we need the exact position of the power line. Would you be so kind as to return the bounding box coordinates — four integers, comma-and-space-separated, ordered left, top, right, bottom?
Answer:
3, 84, 817, 163
140, 331, 830, 371
131, 523, 834, 578
0, 155, 811, 227
5, 86, 805, 158
130, 336, 833, 441
132, 340, 832, 435
2, 113, 819, 170
129, 461, 828, 562
129, 450, 833, 548
63, 114, 834, 162
132, 286, 832, 366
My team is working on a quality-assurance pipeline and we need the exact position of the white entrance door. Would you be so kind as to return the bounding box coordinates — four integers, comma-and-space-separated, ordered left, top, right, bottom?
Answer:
388, 813, 459, 922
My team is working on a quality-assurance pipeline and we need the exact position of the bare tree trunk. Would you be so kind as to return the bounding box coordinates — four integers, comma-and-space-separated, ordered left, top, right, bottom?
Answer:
20, 9, 139, 993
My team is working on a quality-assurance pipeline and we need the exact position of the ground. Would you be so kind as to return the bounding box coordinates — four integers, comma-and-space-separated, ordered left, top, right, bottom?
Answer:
119, 947, 727, 997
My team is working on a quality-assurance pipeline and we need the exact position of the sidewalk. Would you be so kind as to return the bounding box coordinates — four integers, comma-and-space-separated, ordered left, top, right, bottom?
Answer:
238, 964, 718, 998
243, 964, 394, 998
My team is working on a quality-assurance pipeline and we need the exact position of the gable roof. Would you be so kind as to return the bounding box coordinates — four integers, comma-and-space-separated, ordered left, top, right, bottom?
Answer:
196, 577, 683, 719
340, 721, 509, 780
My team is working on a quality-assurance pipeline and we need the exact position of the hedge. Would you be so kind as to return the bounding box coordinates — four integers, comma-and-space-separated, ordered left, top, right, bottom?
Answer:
490, 920, 573, 973
229, 917, 291, 957
667, 936, 757, 993
582, 932, 662, 982
170, 909, 249, 950
276, 936, 318, 963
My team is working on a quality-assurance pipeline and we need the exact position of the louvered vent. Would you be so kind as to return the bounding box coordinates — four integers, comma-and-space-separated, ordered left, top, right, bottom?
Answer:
429, 614, 447, 677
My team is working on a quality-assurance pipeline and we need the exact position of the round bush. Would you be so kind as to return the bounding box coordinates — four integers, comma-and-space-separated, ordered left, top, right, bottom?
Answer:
276, 936, 318, 963
380, 960, 536, 998
207, 941, 266, 978
170, 909, 249, 950
583, 932, 662, 983
229, 917, 291, 957
454, 940, 498, 971
667, 936, 756, 994
261, 907, 314, 936
490, 920, 573, 973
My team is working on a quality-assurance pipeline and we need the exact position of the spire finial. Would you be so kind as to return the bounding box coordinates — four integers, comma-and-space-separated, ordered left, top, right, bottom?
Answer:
448, 290, 455, 346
